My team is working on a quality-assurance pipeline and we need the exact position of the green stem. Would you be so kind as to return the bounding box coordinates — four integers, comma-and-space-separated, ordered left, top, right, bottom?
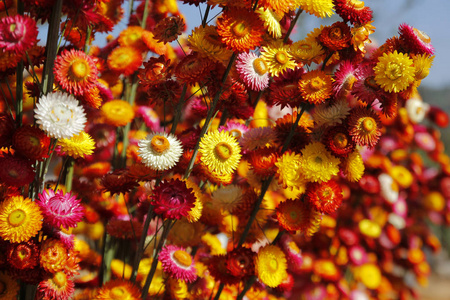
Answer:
141, 220, 173, 299
141, 0, 150, 29
84, 26, 92, 53
184, 53, 238, 179
15, 1, 24, 128
42, 0, 63, 95
64, 157, 74, 193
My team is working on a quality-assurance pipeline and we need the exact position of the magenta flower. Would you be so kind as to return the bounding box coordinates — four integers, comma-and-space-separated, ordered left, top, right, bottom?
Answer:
0, 15, 38, 53
159, 245, 197, 283
37, 189, 84, 230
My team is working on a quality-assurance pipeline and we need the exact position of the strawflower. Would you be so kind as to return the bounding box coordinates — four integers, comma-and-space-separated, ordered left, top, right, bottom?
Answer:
57, 131, 96, 159
138, 131, 183, 171
159, 245, 197, 283
0, 14, 38, 53
37, 189, 84, 230
0, 195, 42, 243
34, 91, 87, 139
300, 142, 341, 183
255, 245, 288, 288
373, 50, 415, 93
151, 179, 196, 220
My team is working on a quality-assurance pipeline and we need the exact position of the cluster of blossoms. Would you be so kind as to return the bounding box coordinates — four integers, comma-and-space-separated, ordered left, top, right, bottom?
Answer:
0, 0, 448, 299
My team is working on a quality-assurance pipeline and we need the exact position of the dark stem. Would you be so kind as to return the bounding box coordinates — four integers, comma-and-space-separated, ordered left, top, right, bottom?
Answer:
284, 9, 303, 44
202, 5, 211, 27
212, 282, 225, 300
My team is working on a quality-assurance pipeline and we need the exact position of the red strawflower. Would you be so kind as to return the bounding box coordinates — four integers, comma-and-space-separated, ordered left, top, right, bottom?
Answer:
106, 218, 143, 240
37, 189, 84, 230
153, 15, 185, 44
0, 112, 15, 148
322, 125, 355, 157
208, 255, 241, 285
318, 21, 352, 51
225, 247, 255, 279
0, 14, 38, 54
333, 0, 373, 25
216, 7, 265, 53
101, 169, 139, 196
267, 67, 304, 109
247, 147, 279, 177
347, 106, 382, 148
306, 180, 344, 214
138, 55, 172, 87
37, 271, 75, 300
276, 199, 311, 233
7, 240, 40, 270
332, 60, 357, 98
54, 49, 98, 96
175, 52, 215, 85
151, 179, 196, 220
12, 125, 51, 161
351, 62, 391, 105
0, 153, 35, 187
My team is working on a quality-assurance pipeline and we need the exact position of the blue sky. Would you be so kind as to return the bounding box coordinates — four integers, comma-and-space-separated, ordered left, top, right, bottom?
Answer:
178, 0, 450, 89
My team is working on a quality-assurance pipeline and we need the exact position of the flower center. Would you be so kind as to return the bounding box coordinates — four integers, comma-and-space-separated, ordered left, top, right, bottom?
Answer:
110, 287, 126, 298
330, 27, 343, 40
333, 132, 348, 148
150, 135, 170, 154
70, 60, 90, 80
385, 62, 403, 81
232, 22, 248, 37
299, 43, 312, 51
9, 23, 17, 33
288, 241, 300, 254
275, 51, 289, 64
229, 129, 242, 139
289, 210, 299, 221
253, 58, 268, 76
314, 155, 323, 164
53, 272, 67, 288
117, 53, 130, 65
344, 75, 357, 91
268, 258, 278, 272
8, 209, 26, 227
413, 28, 431, 44
349, 0, 365, 9
173, 250, 192, 267
362, 117, 376, 132
215, 142, 233, 160
364, 76, 379, 89
17, 247, 31, 260
205, 33, 222, 46
310, 77, 324, 90
50, 104, 74, 124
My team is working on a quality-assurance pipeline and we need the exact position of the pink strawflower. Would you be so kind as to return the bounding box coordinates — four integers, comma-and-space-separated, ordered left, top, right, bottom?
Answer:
37, 190, 84, 230
159, 245, 197, 283
351, 62, 391, 105
0, 15, 38, 53
236, 52, 269, 91
399, 23, 434, 55
218, 121, 249, 144
348, 245, 368, 266
332, 60, 357, 98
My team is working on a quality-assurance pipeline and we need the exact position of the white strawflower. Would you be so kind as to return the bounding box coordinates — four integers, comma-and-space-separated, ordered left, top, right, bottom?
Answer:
405, 96, 430, 124
378, 173, 399, 204
34, 91, 87, 139
138, 132, 183, 171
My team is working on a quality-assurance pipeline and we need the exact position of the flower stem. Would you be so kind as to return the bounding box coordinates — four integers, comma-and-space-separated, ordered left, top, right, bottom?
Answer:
202, 5, 211, 27
284, 9, 303, 44
170, 84, 188, 135
42, 0, 63, 95
141, 219, 173, 299
64, 157, 74, 193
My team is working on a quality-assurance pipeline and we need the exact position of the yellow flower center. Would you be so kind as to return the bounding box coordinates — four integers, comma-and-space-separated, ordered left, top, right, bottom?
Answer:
275, 51, 289, 65
229, 129, 242, 139
129, 32, 141, 42
215, 142, 233, 160
310, 77, 324, 90
288, 241, 300, 254
413, 28, 431, 44
362, 117, 376, 132
18, 248, 29, 260
385, 62, 403, 81
70, 60, 90, 80
52, 272, 67, 288
349, 0, 365, 9
8, 209, 26, 227
253, 58, 268, 76
232, 22, 248, 37
9, 23, 16, 32
173, 250, 192, 267
110, 287, 126, 299
117, 53, 130, 66
333, 132, 348, 148
268, 258, 278, 272
150, 135, 170, 153
330, 27, 343, 40
299, 43, 312, 51
344, 75, 357, 91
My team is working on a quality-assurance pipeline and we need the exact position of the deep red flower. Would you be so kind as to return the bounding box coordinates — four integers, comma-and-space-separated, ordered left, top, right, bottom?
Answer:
151, 179, 196, 220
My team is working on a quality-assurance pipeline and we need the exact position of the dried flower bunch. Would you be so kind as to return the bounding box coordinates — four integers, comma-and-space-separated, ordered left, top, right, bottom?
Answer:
0, 0, 448, 299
